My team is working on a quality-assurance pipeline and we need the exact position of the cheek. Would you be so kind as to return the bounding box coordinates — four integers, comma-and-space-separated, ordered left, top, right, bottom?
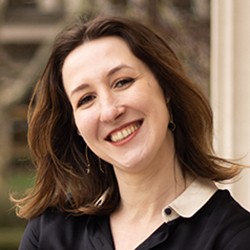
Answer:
74, 111, 98, 142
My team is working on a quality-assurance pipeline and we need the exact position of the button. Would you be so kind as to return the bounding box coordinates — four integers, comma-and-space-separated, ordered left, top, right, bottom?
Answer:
164, 207, 172, 215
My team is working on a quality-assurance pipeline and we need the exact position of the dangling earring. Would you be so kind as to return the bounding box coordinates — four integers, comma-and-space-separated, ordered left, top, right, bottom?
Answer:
168, 120, 176, 132
166, 98, 176, 132
99, 158, 105, 174
85, 145, 90, 174
85, 145, 105, 174
167, 101, 176, 132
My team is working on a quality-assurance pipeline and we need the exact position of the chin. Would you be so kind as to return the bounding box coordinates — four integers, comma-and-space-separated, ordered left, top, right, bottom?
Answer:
113, 157, 148, 173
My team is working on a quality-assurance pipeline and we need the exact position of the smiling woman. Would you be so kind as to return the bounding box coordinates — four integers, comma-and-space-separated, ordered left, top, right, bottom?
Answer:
62, 36, 170, 172
12, 16, 250, 250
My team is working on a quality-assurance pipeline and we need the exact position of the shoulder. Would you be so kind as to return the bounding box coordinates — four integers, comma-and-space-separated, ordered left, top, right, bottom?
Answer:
19, 208, 92, 250
172, 190, 250, 250
203, 189, 250, 249
27, 207, 90, 232
208, 189, 250, 223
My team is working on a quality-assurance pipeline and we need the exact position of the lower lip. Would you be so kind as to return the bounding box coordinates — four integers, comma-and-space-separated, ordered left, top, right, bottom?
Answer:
109, 126, 141, 146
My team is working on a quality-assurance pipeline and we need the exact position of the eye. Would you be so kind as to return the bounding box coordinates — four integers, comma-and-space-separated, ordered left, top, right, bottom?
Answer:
77, 94, 96, 108
114, 78, 135, 88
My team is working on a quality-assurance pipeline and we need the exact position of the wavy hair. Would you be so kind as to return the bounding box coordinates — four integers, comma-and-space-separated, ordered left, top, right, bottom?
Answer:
12, 16, 240, 219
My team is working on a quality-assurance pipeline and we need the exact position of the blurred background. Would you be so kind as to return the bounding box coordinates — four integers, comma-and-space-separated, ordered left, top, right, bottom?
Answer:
0, 0, 249, 249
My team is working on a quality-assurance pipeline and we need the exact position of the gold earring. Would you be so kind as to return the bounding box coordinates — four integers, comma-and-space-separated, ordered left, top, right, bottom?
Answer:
99, 158, 104, 174
85, 145, 104, 174
85, 145, 90, 174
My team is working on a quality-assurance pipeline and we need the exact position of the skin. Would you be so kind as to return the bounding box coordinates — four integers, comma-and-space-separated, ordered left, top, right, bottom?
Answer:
62, 36, 190, 249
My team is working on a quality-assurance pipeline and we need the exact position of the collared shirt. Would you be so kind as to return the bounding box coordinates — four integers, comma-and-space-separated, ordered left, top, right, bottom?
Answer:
19, 179, 250, 250
162, 178, 217, 222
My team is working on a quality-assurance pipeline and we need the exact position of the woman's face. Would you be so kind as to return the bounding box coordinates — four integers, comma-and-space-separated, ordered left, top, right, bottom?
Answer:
63, 36, 174, 173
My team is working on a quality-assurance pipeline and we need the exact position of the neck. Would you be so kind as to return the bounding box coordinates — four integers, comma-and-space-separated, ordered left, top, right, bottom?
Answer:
113, 156, 189, 220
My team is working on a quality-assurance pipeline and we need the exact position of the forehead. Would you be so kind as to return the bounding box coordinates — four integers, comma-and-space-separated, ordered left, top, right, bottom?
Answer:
62, 36, 149, 97
63, 36, 136, 68
62, 36, 145, 85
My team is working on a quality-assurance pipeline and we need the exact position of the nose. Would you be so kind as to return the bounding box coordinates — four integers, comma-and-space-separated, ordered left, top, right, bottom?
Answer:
99, 95, 125, 123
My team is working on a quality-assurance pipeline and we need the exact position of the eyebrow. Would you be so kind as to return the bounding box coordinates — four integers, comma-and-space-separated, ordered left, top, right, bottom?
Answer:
70, 83, 89, 98
70, 64, 133, 98
106, 64, 133, 77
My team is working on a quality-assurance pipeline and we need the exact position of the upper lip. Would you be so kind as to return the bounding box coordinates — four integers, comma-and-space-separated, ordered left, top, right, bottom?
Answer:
105, 119, 143, 141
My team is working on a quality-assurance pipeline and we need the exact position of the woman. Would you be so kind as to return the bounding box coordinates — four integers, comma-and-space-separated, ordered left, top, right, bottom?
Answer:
14, 16, 250, 249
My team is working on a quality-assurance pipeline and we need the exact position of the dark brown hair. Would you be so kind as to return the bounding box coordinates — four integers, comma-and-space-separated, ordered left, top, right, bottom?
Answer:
13, 16, 240, 219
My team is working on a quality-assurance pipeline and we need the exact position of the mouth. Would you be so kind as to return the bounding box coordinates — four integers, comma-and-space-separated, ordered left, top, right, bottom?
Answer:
106, 120, 143, 143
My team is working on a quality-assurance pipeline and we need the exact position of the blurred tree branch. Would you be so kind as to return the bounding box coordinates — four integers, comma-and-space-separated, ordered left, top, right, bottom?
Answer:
0, 0, 210, 190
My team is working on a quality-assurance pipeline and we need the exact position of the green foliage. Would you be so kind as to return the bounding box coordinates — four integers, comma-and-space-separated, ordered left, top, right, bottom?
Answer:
0, 228, 24, 250
0, 170, 34, 249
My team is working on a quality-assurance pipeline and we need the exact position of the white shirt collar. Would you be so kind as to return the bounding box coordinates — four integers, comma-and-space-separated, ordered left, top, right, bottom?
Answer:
162, 178, 218, 222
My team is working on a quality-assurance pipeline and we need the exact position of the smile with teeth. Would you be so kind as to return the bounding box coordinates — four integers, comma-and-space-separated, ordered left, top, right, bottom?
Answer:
109, 123, 141, 142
